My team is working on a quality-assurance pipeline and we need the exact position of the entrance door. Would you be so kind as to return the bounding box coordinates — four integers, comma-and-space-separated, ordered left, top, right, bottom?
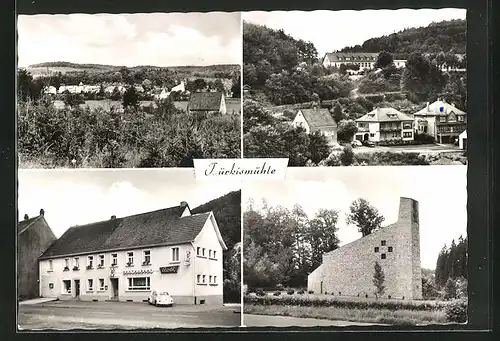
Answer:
74, 280, 80, 297
110, 278, 119, 300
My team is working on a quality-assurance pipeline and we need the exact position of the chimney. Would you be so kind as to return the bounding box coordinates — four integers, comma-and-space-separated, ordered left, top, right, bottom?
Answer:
24, 214, 29, 220
180, 201, 188, 208
40, 208, 45, 216
426, 102, 429, 111
110, 215, 116, 220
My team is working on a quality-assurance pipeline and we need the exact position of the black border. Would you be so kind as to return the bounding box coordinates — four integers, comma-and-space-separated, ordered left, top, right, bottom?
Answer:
3, 0, 496, 340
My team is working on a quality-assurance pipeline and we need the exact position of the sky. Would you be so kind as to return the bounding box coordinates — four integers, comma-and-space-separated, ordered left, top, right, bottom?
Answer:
243, 8, 466, 58
243, 166, 468, 269
18, 169, 241, 238
17, 12, 242, 67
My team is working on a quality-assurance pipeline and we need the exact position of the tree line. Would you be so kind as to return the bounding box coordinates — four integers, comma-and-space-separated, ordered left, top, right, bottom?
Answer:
435, 236, 468, 288
244, 198, 385, 289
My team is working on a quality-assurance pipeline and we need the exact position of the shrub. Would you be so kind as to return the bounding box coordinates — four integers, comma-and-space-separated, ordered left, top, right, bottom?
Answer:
297, 289, 305, 295
243, 294, 446, 312
275, 283, 284, 291
414, 132, 435, 144
273, 292, 281, 296
340, 146, 354, 166
308, 290, 314, 294
444, 278, 458, 300
287, 289, 295, 295
444, 299, 467, 323
256, 289, 266, 297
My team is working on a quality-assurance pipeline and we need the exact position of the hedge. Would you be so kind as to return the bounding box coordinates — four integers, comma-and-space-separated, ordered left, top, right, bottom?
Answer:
243, 294, 448, 312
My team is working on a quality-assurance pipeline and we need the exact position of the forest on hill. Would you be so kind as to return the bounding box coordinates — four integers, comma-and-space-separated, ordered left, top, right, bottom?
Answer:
192, 190, 241, 302
340, 19, 466, 58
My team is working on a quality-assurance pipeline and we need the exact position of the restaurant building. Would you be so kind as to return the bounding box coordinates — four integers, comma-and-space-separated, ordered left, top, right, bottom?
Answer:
38, 202, 227, 305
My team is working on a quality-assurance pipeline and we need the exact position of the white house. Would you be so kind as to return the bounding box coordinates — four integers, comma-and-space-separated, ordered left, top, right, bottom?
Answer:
322, 52, 378, 70
354, 107, 414, 142
292, 107, 337, 143
171, 81, 185, 93
38, 202, 227, 305
187, 92, 227, 115
393, 59, 407, 68
459, 130, 467, 150
43, 86, 57, 95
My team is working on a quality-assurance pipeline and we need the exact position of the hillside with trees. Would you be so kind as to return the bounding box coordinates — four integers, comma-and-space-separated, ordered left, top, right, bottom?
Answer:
340, 19, 466, 58
192, 190, 241, 303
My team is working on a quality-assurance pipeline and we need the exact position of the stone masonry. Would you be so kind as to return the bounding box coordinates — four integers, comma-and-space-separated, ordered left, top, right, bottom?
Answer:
307, 197, 423, 300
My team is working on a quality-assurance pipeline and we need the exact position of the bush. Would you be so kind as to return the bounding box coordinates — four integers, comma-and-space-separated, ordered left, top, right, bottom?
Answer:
297, 289, 305, 295
256, 289, 266, 297
340, 146, 354, 166
414, 132, 435, 144
243, 294, 447, 312
273, 292, 281, 296
287, 289, 295, 295
353, 151, 429, 166
275, 283, 284, 291
308, 290, 314, 294
444, 299, 467, 323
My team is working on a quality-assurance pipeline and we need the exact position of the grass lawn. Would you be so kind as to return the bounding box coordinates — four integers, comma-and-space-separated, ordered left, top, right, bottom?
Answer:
244, 304, 448, 326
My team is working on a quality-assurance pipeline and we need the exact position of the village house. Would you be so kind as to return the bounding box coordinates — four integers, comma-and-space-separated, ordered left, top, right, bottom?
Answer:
354, 107, 414, 143
18, 209, 57, 300
412, 99, 467, 144
38, 202, 227, 305
43, 85, 57, 95
170, 81, 186, 93
308, 197, 422, 300
459, 130, 467, 150
187, 92, 227, 115
292, 107, 338, 143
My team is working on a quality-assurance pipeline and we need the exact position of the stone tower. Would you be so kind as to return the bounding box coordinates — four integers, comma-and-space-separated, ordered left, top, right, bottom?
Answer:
307, 197, 423, 300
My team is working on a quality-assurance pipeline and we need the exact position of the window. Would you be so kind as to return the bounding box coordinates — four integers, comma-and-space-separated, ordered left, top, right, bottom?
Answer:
171, 247, 180, 262
202, 275, 206, 284
63, 280, 71, 294
202, 248, 206, 257
48, 260, 53, 271
403, 122, 412, 129
127, 252, 134, 265
370, 133, 375, 137
111, 253, 118, 266
213, 276, 217, 284
64, 258, 70, 271
209, 275, 212, 283
49, 283, 54, 289
197, 247, 201, 256
74, 257, 79, 268
439, 116, 446, 123
209, 250, 212, 258
458, 116, 464, 122
213, 251, 217, 259
87, 256, 94, 269
374, 247, 379, 253
99, 278, 105, 291
143, 250, 151, 265
98, 254, 104, 267
388, 246, 393, 252
403, 132, 412, 138
381, 254, 386, 259
381, 240, 386, 246
197, 274, 201, 284
88, 279, 94, 291
127, 277, 151, 291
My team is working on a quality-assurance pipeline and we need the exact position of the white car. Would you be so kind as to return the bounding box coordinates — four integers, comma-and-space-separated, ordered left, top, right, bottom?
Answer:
148, 290, 174, 307
351, 140, 362, 147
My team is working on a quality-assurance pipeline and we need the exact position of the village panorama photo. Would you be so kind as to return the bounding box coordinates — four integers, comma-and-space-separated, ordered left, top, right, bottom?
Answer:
242, 166, 467, 327
242, 8, 467, 166
17, 12, 242, 169
17, 169, 242, 330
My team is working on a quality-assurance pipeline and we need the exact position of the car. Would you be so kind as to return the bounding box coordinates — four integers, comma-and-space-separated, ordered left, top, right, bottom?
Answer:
351, 140, 362, 147
148, 290, 174, 307
362, 140, 375, 147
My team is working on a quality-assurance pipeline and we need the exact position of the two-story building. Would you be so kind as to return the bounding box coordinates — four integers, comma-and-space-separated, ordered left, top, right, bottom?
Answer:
322, 52, 407, 71
354, 107, 414, 143
38, 202, 227, 305
412, 99, 467, 144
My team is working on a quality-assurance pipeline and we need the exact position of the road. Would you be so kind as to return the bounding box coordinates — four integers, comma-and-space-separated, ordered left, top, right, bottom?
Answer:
18, 300, 241, 330
352, 144, 462, 154
243, 314, 383, 327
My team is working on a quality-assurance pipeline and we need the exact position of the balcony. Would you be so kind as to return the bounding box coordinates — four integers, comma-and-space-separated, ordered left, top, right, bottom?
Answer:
380, 126, 401, 132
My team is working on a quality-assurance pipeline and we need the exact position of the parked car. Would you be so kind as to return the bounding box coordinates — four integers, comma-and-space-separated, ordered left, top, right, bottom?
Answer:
351, 140, 362, 147
148, 290, 174, 307
362, 140, 375, 147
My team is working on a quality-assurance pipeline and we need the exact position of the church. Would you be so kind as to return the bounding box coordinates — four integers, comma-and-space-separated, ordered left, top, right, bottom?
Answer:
307, 197, 423, 300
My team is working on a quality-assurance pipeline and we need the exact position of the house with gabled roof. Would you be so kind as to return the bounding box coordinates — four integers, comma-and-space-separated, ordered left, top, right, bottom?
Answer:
187, 91, 227, 115
413, 99, 467, 144
292, 107, 338, 143
18, 209, 57, 300
322, 52, 379, 70
354, 107, 414, 142
38, 202, 227, 305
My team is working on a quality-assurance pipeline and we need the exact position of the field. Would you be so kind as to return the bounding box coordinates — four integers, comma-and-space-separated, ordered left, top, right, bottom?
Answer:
243, 293, 465, 325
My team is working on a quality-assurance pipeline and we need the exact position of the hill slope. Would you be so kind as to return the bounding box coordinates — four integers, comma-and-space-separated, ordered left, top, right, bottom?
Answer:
192, 190, 241, 250
340, 19, 466, 58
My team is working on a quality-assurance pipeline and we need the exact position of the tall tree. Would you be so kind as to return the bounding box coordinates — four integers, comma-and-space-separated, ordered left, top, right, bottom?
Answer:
307, 209, 340, 270
373, 261, 386, 297
122, 86, 139, 108
375, 50, 394, 69
346, 198, 385, 237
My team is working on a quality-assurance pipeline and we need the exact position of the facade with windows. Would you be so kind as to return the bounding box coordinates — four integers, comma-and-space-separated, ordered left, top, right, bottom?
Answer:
412, 99, 467, 144
292, 108, 338, 144
308, 197, 422, 300
38, 202, 227, 305
354, 107, 414, 143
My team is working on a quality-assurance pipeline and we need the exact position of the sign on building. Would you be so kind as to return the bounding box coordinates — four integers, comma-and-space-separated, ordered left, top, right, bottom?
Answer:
159, 266, 179, 274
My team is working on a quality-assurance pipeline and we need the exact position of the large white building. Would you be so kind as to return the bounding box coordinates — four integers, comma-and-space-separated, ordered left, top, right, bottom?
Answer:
38, 202, 227, 305
354, 107, 414, 143
322, 52, 407, 71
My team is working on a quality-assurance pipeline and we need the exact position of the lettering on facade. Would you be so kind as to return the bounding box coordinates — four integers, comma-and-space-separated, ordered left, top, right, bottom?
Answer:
123, 269, 154, 275
159, 266, 179, 274
185, 250, 191, 265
